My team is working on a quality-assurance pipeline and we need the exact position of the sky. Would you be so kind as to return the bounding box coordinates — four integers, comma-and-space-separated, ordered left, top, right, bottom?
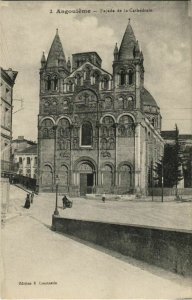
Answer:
1, 1, 191, 141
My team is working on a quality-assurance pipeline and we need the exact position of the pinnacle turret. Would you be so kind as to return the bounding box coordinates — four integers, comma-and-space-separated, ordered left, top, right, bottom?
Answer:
67, 57, 71, 72
113, 43, 119, 60
41, 51, 46, 68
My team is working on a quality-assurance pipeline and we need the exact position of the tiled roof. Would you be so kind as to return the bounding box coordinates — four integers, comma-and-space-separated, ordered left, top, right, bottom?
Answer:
46, 30, 66, 68
141, 87, 158, 108
118, 22, 136, 60
161, 131, 176, 140
16, 145, 37, 154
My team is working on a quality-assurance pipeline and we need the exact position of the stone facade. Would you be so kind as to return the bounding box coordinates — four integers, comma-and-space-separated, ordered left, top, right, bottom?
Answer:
38, 21, 164, 196
1, 67, 18, 177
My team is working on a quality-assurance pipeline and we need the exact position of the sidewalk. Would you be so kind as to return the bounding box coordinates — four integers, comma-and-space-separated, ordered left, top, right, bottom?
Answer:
3, 185, 192, 231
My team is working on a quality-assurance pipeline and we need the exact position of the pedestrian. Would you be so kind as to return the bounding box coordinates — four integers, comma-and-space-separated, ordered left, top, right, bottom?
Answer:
102, 193, 106, 203
30, 191, 34, 204
24, 194, 30, 209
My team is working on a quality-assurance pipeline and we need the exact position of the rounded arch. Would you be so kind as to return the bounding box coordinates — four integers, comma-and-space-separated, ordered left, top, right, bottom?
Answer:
91, 69, 101, 77
116, 67, 126, 74
73, 157, 97, 172
117, 161, 133, 172
101, 162, 114, 191
101, 162, 115, 172
39, 116, 55, 126
100, 114, 116, 124
43, 162, 53, 169
56, 116, 72, 125
117, 113, 135, 123
41, 163, 53, 185
58, 164, 69, 186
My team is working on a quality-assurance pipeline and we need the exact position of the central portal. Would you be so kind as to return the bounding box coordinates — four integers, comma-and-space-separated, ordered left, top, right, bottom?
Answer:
78, 162, 95, 196
80, 173, 94, 196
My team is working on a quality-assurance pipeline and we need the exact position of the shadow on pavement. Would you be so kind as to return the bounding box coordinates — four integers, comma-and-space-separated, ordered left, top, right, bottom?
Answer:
53, 230, 192, 287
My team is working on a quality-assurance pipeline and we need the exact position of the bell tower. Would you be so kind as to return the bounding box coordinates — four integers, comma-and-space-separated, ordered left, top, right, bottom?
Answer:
113, 19, 144, 110
39, 29, 70, 113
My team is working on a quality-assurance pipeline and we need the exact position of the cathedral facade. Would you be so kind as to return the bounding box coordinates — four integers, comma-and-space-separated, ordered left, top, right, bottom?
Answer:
38, 21, 164, 196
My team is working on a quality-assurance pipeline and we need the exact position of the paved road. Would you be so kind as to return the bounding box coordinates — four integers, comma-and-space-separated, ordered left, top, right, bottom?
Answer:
1, 186, 192, 299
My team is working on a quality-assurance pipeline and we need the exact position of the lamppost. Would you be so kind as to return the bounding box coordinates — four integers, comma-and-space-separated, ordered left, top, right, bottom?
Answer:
151, 159, 154, 202
54, 175, 59, 216
161, 159, 164, 203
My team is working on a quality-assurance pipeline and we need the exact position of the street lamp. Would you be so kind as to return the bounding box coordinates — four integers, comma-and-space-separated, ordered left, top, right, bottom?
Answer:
54, 175, 59, 216
161, 159, 164, 203
151, 159, 154, 202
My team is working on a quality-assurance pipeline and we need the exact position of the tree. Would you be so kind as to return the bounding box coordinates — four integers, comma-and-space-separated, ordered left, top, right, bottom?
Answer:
154, 125, 183, 195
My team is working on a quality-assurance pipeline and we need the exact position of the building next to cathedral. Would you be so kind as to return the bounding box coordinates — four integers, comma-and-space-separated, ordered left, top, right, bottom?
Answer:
38, 20, 164, 196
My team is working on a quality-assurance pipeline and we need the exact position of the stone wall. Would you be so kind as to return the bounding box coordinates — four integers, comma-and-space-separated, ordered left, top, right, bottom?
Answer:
148, 188, 192, 196
52, 216, 192, 276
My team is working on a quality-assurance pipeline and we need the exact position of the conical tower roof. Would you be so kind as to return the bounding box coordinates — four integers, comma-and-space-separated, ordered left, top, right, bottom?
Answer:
46, 29, 66, 68
118, 19, 137, 60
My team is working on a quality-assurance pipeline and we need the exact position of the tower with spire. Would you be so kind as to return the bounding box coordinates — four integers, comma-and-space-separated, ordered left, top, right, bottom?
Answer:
39, 29, 70, 98
113, 19, 144, 111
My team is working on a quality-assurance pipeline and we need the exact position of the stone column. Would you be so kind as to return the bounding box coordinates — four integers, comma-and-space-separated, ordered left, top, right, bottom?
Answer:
134, 123, 141, 194
135, 64, 141, 110
115, 123, 118, 186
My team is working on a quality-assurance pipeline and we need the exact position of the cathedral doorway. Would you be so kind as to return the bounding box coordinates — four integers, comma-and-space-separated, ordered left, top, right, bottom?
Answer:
80, 173, 94, 196
78, 162, 95, 196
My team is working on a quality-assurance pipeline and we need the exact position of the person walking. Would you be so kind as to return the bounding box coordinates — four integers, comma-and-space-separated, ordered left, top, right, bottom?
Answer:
30, 191, 34, 204
24, 194, 30, 209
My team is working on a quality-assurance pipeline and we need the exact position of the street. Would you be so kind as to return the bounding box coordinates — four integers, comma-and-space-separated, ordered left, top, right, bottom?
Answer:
1, 185, 192, 299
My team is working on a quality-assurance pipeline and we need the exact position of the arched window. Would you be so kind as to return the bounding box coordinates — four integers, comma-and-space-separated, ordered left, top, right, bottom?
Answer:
76, 74, 81, 86
81, 122, 93, 146
47, 76, 51, 90
118, 97, 124, 109
42, 165, 53, 185
101, 138, 107, 150
57, 118, 70, 144
108, 138, 115, 150
119, 115, 134, 137
152, 118, 156, 127
103, 77, 109, 90
120, 71, 126, 85
93, 72, 100, 85
41, 118, 54, 139
68, 81, 73, 92
128, 70, 134, 85
127, 96, 134, 110
53, 76, 58, 91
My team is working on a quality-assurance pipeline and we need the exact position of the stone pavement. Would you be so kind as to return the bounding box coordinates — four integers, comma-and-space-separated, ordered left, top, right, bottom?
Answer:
1, 185, 192, 299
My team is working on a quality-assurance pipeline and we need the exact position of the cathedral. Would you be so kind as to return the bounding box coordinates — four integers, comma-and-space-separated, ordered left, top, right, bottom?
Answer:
38, 20, 164, 196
